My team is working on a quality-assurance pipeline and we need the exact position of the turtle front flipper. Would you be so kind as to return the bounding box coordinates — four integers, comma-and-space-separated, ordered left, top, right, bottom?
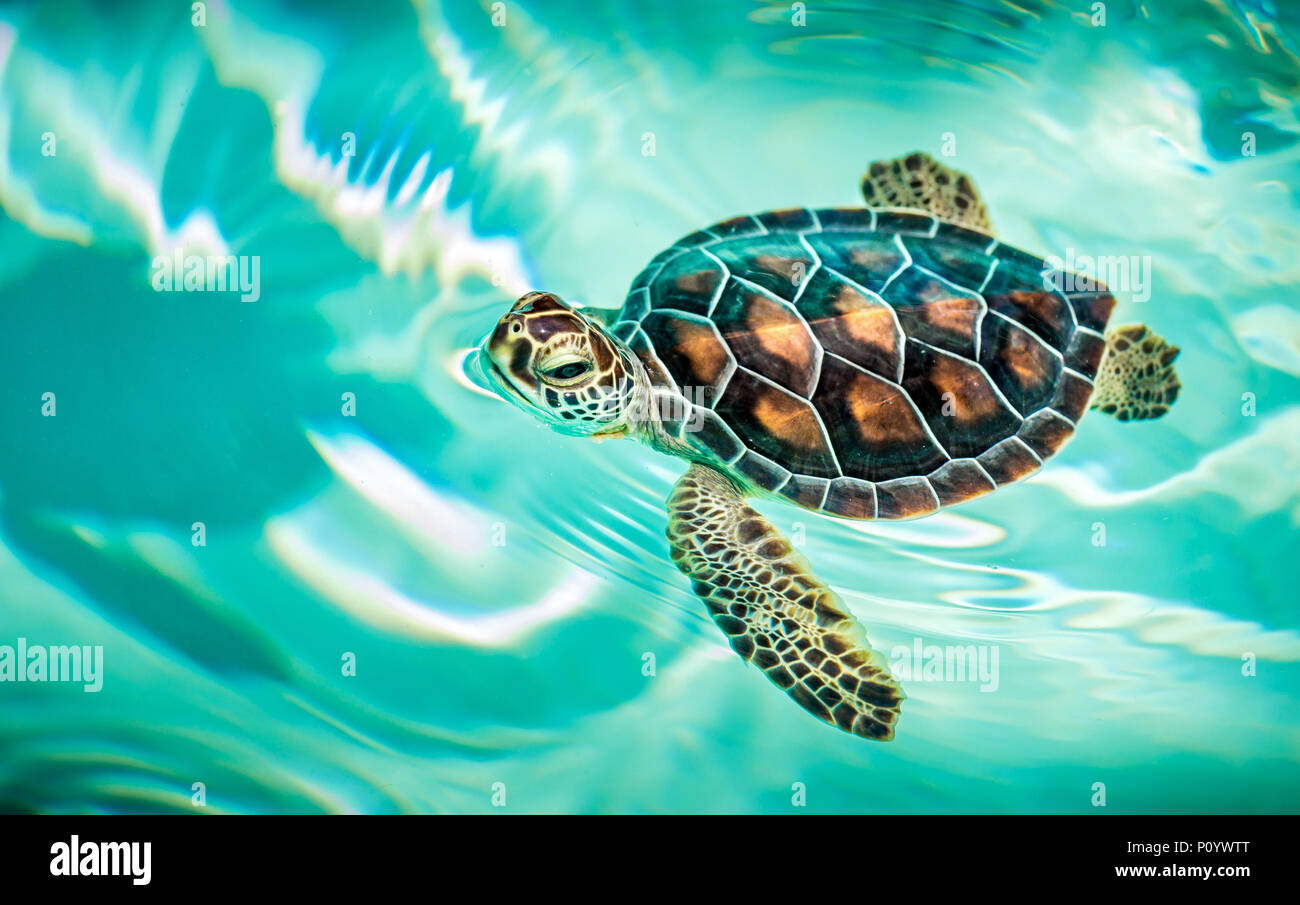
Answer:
861, 151, 993, 234
666, 464, 904, 740
1089, 324, 1182, 421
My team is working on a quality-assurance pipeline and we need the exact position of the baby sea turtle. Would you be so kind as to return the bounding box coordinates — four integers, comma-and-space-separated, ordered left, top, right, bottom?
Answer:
479, 152, 1180, 741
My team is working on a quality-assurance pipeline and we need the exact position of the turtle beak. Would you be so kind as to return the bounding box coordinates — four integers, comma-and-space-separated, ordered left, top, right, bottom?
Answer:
482, 352, 532, 407
478, 329, 538, 412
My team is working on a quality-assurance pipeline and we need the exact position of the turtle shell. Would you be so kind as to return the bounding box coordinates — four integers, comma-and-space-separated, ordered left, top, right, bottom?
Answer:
610, 208, 1115, 519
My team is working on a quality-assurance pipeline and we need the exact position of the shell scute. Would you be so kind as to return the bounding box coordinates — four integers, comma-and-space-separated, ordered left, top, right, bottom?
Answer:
620, 286, 652, 322
902, 234, 995, 290
805, 232, 908, 294
882, 267, 982, 359
824, 477, 877, 519
978, 312, 1063, 416
709, 214, 765, 238
716, 369, 838, 478
874, 476, 940, 519
981, 248, 1079, 352
610, 319, 640, 343
933, 219, 993, 245
815, 208, 876, 231
674, 229, 717, 248
873, 210, 937, 236
927, 459, 997, 507
987, 241, 1043, 274
1050, 369, 1094, 423
712, 283, 821, 397
757, 207, 817, 232
1064, 328, 1107, 373
1016, 409, 1075, 460
795, 268, 902, 383
733, 448, 793, 488
649, 249, 725, 317
977, 437, 1041, 486
780, 474, 831, 509
983, 288, 1074, 352
1066, 291, 1116, 333
692, 408, 745, 462
812, 355, 947, 482
641, 310, 735, 401
711, 234, 815, 303
901, 340, 1021, 459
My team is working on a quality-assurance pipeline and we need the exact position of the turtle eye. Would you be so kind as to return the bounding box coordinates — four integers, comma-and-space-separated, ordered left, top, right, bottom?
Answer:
540, 359, 593, 385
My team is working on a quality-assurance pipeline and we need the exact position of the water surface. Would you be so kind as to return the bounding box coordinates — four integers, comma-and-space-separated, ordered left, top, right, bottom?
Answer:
0, 0, 1298, 813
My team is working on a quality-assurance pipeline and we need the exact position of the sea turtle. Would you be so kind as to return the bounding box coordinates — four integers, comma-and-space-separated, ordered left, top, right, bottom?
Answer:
478, 152, 1181, 741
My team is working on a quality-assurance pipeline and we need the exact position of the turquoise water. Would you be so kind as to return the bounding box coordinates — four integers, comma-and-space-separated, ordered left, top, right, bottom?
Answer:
1, 0, 1298, 814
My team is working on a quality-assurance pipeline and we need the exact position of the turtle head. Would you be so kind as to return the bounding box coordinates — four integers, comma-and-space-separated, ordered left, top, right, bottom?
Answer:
480, 291, 643, 437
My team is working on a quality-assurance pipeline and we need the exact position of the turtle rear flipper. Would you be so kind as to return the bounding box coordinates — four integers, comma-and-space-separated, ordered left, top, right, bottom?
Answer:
860, 151, 993, 233
666, 464, 904, 740
1090, 324, 1181, 421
